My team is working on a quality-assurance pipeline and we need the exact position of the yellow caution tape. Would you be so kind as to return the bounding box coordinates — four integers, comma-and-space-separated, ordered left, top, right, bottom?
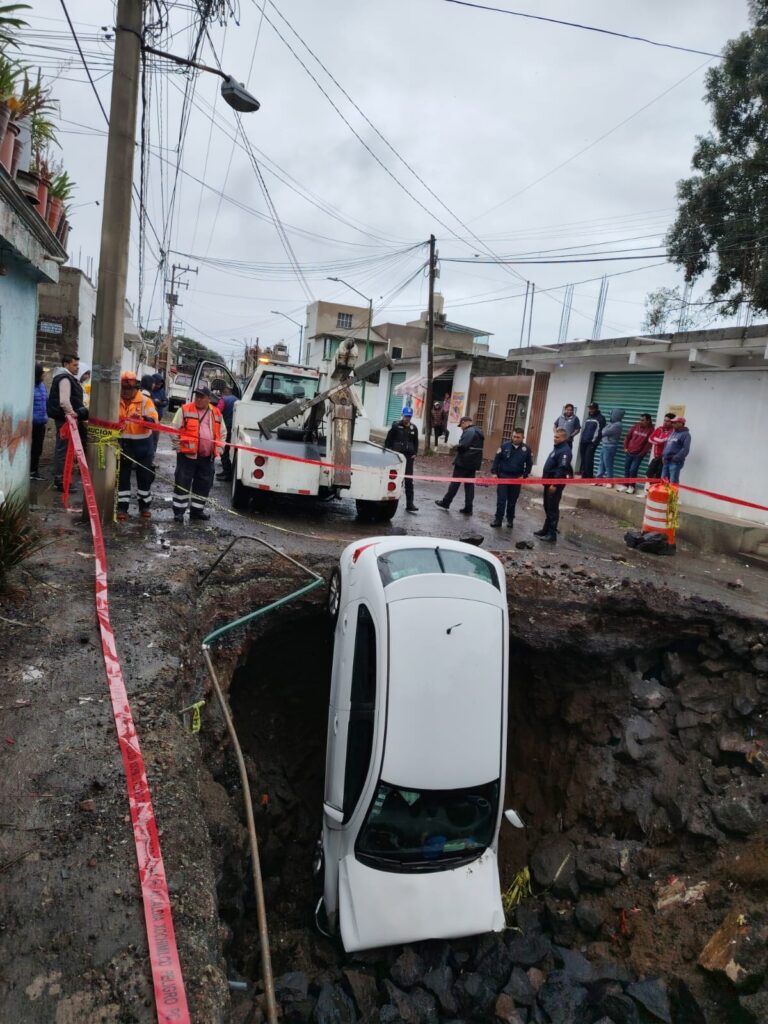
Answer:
191, 699, 205, 734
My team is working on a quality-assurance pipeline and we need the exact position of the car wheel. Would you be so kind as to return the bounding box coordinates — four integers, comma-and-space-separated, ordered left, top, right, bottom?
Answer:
327, 568, 342, 624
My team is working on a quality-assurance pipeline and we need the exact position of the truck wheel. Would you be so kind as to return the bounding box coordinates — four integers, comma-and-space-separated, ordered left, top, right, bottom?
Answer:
231, 455, 250, 510
356, 499, 398, 522
327, 568, 342, 623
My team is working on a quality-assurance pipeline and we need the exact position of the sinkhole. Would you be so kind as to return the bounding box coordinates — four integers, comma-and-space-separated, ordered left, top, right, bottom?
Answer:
211, 582, 767, 1019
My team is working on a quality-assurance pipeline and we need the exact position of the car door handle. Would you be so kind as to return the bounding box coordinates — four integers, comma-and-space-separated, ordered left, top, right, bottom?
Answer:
333, 713, 339, 735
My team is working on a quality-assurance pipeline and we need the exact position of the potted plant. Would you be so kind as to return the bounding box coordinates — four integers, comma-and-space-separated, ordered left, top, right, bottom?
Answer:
29, 114, 57, 211
0, 4, 30, 49
8, 70, 56, 177
46, 167, 73, 234
0, 53, 22, 162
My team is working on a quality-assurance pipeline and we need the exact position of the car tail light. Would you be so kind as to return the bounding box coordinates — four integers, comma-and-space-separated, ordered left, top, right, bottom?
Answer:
387, 481, 396, 492
253, 468, 264, 479
352, 543, 374, 563
389, 469, 397, 479
254, 455, 267, 466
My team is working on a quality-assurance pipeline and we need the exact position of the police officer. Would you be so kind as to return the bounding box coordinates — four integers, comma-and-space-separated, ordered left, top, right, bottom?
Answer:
435, 414, 485, 515
535, 427, 572, 543
490, 428, 532, 528
385, 407, 419, 513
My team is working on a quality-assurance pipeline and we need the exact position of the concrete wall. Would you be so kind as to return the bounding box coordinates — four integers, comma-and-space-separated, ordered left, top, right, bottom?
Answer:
37, 267, 96, 369
0, 253, 39, 499
534, 362, 768, 526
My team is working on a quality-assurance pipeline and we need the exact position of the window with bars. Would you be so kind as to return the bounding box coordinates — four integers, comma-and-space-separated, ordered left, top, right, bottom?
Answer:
336, 312, 353, 329
502, 395, 518, 440
475, 393, 487, 430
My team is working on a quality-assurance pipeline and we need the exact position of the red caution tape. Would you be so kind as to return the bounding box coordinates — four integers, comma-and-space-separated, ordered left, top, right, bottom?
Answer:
90, 415, 768, 512
63, 415, 190, 1024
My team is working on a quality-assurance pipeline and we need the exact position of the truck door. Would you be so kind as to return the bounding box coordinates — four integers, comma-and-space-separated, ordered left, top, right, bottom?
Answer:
189, 358, 242, 401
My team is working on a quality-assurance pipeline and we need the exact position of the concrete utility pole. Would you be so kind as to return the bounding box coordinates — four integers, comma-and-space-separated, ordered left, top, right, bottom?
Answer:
423, 234, 437, 453
88, 0, 143, 524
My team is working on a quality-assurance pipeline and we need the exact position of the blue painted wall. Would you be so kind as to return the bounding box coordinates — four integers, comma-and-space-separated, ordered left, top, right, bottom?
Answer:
0, 252, 38, 501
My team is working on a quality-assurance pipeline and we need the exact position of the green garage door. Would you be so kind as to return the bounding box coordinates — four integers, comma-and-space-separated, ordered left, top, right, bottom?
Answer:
590, 371, 664, 476
386, 372, 406, 425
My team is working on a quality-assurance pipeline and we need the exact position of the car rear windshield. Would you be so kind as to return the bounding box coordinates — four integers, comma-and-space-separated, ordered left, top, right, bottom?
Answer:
356, 779, 499, 871
377, 548, 499, 589
253, 372, 319, 404
174, 374, 191, 385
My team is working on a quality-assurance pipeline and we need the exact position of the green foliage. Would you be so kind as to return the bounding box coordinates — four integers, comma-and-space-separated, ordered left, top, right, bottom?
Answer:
667, 9, 768, 313
173, 334, 223, 368
0, 51, 22, 101
8, 69, 57, 120
0, 3, 30, 50
49, 169, 75, 203
0, 492, 43, 590
642, 286, 704, 334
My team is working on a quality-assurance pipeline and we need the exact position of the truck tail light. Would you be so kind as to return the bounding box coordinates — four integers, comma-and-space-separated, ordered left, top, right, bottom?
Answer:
387, 481, 396, 492
254, 455, 267, 467
253, 469, 264, 479
389, 469, 397, 479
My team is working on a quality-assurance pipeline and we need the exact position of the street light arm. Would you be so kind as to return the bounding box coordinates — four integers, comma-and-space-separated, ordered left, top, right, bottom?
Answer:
141, 43, 260, 113
327, 276, 370, 305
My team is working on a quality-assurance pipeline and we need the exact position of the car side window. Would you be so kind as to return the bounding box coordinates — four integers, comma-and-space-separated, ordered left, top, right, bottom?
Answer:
343, 605, 377, 822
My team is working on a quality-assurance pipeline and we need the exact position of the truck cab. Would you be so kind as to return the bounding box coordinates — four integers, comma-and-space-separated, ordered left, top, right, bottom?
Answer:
188, 357, 404, 521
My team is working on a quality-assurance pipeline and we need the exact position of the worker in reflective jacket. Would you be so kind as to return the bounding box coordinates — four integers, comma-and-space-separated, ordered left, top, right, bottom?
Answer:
117, 372, 159, 521
170, 386, 226, 523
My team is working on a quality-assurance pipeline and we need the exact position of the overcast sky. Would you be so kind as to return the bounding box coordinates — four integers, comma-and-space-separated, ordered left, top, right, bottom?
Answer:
26, 0, 751, 362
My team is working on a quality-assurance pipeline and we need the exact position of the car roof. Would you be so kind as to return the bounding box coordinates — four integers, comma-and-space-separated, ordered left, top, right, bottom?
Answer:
341, 536, 506, 609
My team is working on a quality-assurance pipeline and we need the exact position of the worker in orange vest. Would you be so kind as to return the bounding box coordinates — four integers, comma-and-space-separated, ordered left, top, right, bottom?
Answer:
170, 385, 226, 523
117, 371, 159, 521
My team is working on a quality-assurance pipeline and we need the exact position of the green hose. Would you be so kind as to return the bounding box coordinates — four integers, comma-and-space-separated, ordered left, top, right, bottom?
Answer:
202, 577, 325, 647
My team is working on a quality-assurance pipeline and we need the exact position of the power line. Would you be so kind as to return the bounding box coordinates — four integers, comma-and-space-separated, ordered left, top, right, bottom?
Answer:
471, 58, 714, 223
436, 0, 721, 59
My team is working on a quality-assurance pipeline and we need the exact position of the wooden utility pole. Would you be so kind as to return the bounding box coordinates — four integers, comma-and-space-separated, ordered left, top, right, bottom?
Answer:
423, 234, 437, 453
159, 263, 196, 374
88, 0, 143, 524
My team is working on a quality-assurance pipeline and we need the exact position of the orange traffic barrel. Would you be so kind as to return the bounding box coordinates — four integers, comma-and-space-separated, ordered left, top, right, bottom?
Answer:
642, 480, 677, 545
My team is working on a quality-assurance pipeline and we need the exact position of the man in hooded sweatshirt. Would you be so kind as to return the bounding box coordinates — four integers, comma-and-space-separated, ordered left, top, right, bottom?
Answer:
595, 408, 624, 486
662, 418, 691, 484
619, 414, 653, 495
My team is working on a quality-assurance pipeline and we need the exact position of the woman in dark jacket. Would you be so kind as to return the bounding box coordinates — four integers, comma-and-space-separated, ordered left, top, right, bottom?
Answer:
31, 363, 48, 480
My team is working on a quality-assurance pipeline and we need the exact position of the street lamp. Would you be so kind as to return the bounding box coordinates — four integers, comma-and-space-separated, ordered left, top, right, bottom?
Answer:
270, 311, 305, 363
326, 276, 373, 362
143, 44, 261, 112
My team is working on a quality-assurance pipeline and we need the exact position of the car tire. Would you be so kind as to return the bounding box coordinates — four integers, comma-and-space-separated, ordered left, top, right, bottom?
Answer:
231, 454, 250, 510
327, 568, 342, 624
355, 498, 398, 522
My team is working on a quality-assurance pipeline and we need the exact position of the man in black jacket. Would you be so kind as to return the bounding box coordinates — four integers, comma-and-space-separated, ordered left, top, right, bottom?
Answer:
47, 353, 89, 491
535, 427, 572, 543
385, 408, 419, 513
578, 402, 605, 479
435, 415, 485, 515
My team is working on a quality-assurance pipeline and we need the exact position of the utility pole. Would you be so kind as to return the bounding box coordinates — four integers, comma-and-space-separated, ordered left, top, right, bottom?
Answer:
423, 234, 437, 453
88, 0, 142, 524
159, 263, 197, 375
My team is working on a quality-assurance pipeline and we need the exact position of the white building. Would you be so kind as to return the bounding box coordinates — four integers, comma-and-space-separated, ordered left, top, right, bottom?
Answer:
515, 325, 768, 524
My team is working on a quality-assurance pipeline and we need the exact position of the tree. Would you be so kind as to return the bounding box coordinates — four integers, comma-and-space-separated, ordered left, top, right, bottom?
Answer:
172, 334, 222, 369
667, 1, 768, 314
642, 285, 705, 334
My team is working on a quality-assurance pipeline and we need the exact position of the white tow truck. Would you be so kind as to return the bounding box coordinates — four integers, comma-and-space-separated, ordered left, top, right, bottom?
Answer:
189, 344, 405, 521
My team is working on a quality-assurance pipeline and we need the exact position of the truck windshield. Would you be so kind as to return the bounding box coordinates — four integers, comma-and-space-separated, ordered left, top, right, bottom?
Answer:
377, 548, 499, 589
356, 779, 499, 871
252, 372, 319, 404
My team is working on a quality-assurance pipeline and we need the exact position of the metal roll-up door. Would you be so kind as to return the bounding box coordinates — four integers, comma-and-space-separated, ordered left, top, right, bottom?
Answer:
590, 371, 664, 476
386, 372, 406, 425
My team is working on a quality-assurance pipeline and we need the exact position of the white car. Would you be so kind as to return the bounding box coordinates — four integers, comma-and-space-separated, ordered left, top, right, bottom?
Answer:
318, 536, 514, 952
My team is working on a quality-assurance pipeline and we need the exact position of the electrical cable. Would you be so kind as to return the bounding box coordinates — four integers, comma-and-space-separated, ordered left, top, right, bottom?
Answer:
436, 0, 722, 59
